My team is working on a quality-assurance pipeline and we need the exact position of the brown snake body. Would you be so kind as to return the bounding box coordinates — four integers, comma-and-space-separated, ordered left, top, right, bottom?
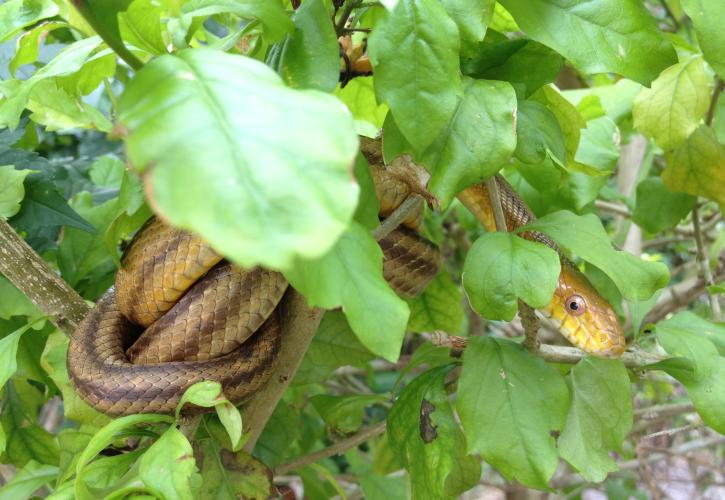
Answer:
69, 142, 623, 416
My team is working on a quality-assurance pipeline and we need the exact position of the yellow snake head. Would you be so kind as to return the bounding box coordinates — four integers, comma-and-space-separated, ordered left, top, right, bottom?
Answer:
538, 265, 625, 357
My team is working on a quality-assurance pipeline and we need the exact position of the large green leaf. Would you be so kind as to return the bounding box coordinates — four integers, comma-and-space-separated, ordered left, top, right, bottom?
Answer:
9, 21, 67, 77
521, 211, 669, 300
407, 272, 465, 334
388, 365, 478, 499
655, 313, 725, 433
462, 35, 562, 97
118, 0, 168, 56
663, 125, 725, 206
285, 222, 409, 362
0, 0, 58, 43
515, 100, 567, 167
0, 321, 40, 390
368, 0, 461, 153
197, 442, 271, 500
422, 78, 517, 207
310, 394, 387, 434
559, 358, 632, 482
139, 427, 199, 500
462, 232, 560, 321
456, 337, 569, 489
0, 166, 33, 218
440, 0, 493, 43
118, 48, 359, 270
334, 77, 388, 133
267, 0, 338, 92
27, 80, 112, 132
632, 177, 695, 233
681, 0, 725, 79
498, 0, 675, 85
633, 57, 712, 150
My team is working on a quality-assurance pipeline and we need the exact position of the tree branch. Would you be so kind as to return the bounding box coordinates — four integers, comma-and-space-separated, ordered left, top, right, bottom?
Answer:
428, 331, 665, 368
242, 291, 324, 452
274, 421, 387, 474
0, 218, 88, 336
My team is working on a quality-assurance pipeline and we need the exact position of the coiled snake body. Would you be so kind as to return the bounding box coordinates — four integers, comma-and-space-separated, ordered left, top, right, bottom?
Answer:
68, 144, 624, 416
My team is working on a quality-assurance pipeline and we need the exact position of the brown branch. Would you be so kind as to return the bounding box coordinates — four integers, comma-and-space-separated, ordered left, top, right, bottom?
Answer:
428, 331, 666, 368
242, 291, 324, 452
274, 421, 386, 474
0, 218, 89, 336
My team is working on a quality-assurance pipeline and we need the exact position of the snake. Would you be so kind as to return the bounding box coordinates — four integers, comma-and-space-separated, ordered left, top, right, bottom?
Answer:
68, 140, 624, 416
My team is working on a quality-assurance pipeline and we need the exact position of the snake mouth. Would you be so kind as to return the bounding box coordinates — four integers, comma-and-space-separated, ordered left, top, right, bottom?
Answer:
536, 313, 625, 357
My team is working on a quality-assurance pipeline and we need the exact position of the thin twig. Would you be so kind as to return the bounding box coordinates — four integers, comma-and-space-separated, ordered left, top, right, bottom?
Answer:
274, 421, 387, 474
705, 77, 723, 126
372, 194, 423, 241
485, 178, 508, 231
518, 300, 540, 352
428, 331, 665, 368
335, 0, 362, 36
691, 203, 721, 320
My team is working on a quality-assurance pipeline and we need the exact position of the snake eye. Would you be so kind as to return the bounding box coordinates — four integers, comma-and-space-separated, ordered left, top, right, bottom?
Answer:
565, 295, 586, 316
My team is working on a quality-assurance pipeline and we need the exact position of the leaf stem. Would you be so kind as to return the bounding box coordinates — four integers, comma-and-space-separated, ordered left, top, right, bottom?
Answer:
335, 0, 363, 36
274, 421, 387, 474
371, 194, 423, 241
484, 177, 507, 232
705, 77, 723, 126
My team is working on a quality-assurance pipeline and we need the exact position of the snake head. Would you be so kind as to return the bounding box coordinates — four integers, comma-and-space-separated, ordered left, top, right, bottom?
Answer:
539, 266, 625, 358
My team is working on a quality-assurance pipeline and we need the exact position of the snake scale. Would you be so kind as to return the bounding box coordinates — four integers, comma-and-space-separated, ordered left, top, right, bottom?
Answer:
68, 140, 624, 416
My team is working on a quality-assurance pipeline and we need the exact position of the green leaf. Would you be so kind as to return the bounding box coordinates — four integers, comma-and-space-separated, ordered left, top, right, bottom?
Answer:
360, 474, 407, 500
655, 313, 725, 434
139, 427, 198, 500
310, 394, 387, 434
456, 337, 569, 489
254, 402, 300, 468
296, 311, 375, 385
9, 21, 67, 76
334, 77, 389, 133
681, 0, 725, 79
440, 0, 493, 43
175, 381, 243, 451
58, 194, 117, 289
462, 35, 562, 97
663, 125, 725, 206
118, 48, 359, 270
632, 57, 711, 150
632, 177, 696, 233
180, 0, 293, 43
0, 36, 105, 129
407, 272, 464, 333
118, 0, 168, 56
11, 177, 97, 234
352, 153, 380, 230
0, 0, 58, 43
0, 460, 57, 498
285, 222, 409, 362
421, 78, 517, 207
559, 358, 632, 482
574, 116, 620, 174
0, 166, 33, 218
89, 156, 125, 188
267, 0, 338, 92
39, 331, 110, 427
0, 277, 39, 320
515, 100, 566, 167
1, 380, 59, 467
521, 211, 670, 300
197, 442, 271, 500
498, 0, 675, 85
76, 414, 172, 478
462, 232, 560, 321
368, 0, 461, 153
27, 80, 112, 132
530, 85, 587, 169
655, 312, 721, 378
388, 365, 476, 499
0, 319, 43, 389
